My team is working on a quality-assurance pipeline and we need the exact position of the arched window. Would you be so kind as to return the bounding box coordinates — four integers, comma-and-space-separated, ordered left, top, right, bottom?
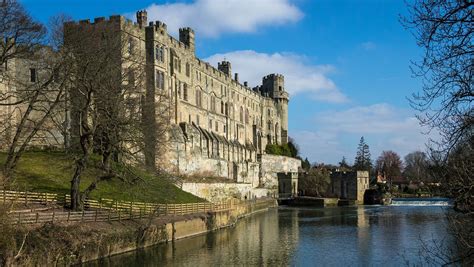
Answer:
196, 88, 202, 107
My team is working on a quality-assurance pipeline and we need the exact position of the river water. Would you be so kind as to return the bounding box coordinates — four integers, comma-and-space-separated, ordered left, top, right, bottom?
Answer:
90, 206, 454, 266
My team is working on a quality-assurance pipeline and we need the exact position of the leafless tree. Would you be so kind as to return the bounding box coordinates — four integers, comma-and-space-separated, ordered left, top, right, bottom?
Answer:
402, 1, 473, 264
403, 151, 429, 182
375, 150, 403, 189
402, 0, 473, 152
0, 0, 45, 70
299, 165, 331, 197
64, 22, 171, 210
0, 1, 71, 180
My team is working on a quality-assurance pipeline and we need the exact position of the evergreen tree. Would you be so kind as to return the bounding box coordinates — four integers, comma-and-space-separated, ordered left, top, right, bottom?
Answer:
353, 137, 372, 171
302, 157, 311, 171
338, 156, 350, 170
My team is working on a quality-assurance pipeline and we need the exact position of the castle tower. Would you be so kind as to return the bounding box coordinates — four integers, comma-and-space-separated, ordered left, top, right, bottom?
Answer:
136, 10, 147, 28
261, 74, 289, 144
217, 60, 232, 76
179, 27, 195, 53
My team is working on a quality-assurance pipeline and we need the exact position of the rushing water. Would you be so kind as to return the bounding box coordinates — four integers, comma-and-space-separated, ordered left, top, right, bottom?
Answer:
89, 206, 454, 266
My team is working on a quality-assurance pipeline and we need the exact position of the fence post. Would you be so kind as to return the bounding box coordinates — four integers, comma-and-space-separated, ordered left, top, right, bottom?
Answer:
35, 212, 39, 223
67, 211, 70, 222
25, 191, 28, 205
52, 211, 55, 223
95, 210, 98, 222
108, 210, 111, 222
17, 212, 21, 225
2, 189, 5, 204
81, 210, 84, 222
118, 209, 121, 221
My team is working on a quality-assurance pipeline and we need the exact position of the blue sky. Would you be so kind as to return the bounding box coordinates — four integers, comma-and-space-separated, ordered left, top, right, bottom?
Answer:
20, 0, 436, 164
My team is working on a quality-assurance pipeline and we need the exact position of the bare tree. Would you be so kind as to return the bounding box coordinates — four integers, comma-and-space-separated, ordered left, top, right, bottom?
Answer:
402, 0, 473, 152
403, 151, 429, 182
0, 2, 71, 180
375, 150, 403, 189
64, 21, 171, 210
402, 2, 473, 263
0, 0, 45, 70
299, 164, 330, 197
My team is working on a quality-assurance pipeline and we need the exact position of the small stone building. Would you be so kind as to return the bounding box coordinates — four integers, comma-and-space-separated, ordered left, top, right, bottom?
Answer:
329, 171, 369, 203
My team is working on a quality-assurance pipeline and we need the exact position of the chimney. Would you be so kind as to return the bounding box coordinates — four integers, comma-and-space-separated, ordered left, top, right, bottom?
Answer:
244, 81, 248, 87
234, 73, 239, 82
136, 10, 147, 28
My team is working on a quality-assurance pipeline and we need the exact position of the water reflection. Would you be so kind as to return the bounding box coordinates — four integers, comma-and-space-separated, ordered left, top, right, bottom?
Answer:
88, 206, 453, 266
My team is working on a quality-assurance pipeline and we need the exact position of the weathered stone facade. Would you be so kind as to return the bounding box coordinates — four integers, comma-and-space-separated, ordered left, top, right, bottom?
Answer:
328, 171, 369, 203
0, 48, 65, 150
63, 11, 295, 188
1, 10, 299, 199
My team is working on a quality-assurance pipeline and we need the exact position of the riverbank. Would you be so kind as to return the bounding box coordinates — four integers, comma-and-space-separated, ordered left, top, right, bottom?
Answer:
2, 198, 276, 266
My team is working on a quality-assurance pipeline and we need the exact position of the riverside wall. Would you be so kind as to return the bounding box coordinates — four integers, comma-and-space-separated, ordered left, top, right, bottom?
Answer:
5, 199, 277, 266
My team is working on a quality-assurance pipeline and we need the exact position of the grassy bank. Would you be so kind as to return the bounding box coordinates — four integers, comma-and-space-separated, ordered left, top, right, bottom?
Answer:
0, 151, 203, 203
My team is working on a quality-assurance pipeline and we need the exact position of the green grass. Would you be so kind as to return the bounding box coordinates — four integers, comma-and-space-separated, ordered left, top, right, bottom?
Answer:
0, 151, 204, 203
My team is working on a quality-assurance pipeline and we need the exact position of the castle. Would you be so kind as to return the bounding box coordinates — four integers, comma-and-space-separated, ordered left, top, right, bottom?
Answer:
1, 11, 300, 200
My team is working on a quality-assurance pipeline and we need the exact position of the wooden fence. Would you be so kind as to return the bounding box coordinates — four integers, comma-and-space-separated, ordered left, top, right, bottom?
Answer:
1, 189, 274, 224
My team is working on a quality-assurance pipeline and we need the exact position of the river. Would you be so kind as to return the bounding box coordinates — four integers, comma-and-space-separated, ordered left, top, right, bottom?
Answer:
88, 206, 454, 266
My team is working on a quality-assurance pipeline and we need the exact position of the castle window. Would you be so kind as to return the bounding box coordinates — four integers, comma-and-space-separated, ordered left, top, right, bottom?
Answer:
128, 37, 134, 54
183, 83, 188, 101
225, 103, 228, 116
196, 115, 200, 126
221, 101, 224, 114
268, 121, 271, 131
186, 63, 190, 77
30, 68, 36, 82
240, 107, 243, 123
155, 45, 165, 62
224, 125, 226, 133
279, 86, 282, 91
196, 89, 202, 107
209, 119, 212, 129
245, 108, 249, 124
267, 109, 271, 117
210, 96, 216, 112
156, 70, 164, 89
215, 122, 218, 132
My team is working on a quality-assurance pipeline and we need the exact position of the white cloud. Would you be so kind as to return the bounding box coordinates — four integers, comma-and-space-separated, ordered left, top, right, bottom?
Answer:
138, 0, 303, 37
360, 41, 376, 51
291, 103, 439, 164
205, 50, 348, 103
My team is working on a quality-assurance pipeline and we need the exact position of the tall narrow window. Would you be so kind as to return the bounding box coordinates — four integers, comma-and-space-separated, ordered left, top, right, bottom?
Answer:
186, 63, 190, 77
128, 37, 134, 55
183, 83, 188, 101
240, 107, 243, 123
156, 70, 164, 89
30, 68, 36, 82
245, 108, 249, 124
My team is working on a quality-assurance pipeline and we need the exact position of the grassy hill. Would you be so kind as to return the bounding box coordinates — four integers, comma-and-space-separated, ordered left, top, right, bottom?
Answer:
0, 151, 203, 203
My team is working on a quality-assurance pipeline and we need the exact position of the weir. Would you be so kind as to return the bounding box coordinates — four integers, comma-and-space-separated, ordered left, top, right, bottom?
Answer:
391, 198, 452, 206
